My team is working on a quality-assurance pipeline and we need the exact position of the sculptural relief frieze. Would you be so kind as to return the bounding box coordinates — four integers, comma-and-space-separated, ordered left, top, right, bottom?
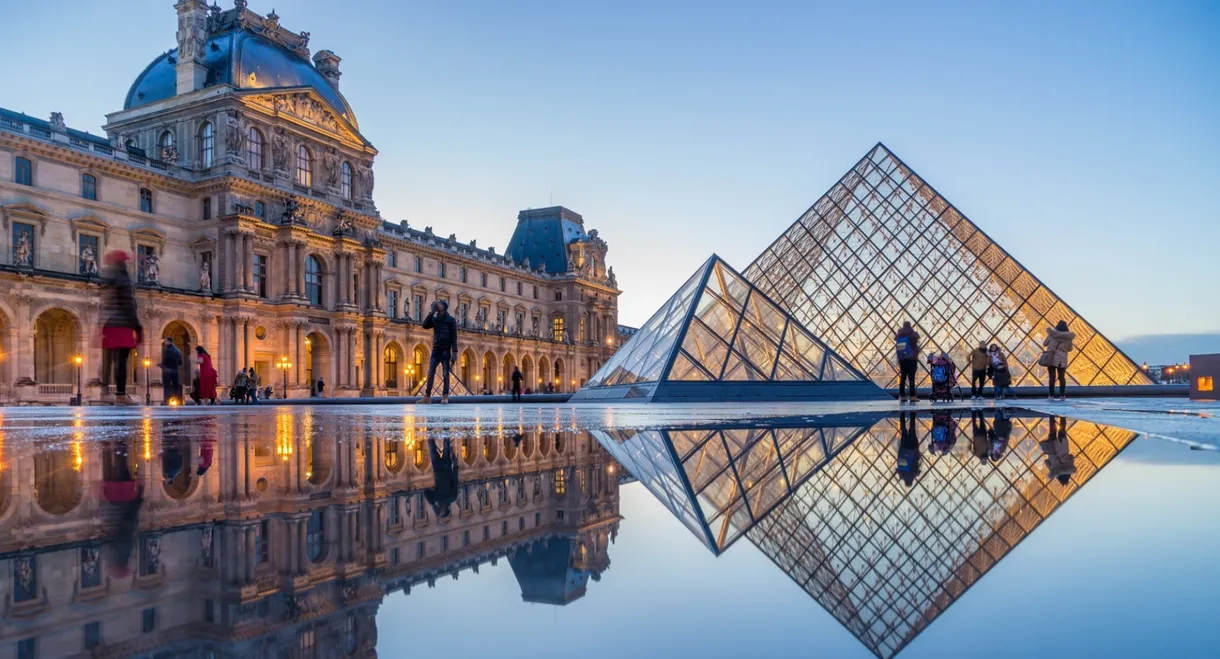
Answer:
251, 92, 343, 135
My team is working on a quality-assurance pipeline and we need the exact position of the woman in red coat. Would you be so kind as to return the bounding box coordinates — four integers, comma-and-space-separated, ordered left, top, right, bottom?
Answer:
194, 346, 218, 405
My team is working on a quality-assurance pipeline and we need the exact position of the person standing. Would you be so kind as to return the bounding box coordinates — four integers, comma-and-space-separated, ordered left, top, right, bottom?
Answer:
1040, 321, 1076, 402
232, 369, 249, 404
895, 321, 921, 404
511, 366, 523, 401
421, 300, 458, 404
100, 251, 142, 405
159, 337, 182, 405
424, 439, 459, 518
247, 367, 260, 404
969, 342, 989, 402
988, 345, 1014, 401
193, 346, 218, 405
895, 410, 921, 487
316, 378, 326, 397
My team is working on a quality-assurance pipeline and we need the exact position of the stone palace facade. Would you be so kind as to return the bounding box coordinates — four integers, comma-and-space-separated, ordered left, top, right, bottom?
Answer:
0, 0, 620, 404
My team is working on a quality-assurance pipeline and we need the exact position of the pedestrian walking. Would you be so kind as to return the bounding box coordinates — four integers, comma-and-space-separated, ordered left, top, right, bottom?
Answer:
315, 378, 325, 397
247, 367, 260, 404
969, 342, 989, 402
511, 366, 523, 401
159, 337, 182, 404
100, 251, 142, 405
193, 346, 218, 405
421, 300, 458, 404
895, 321, 921, 404
1040, 321, 1075, 402
232, 370, 249, 404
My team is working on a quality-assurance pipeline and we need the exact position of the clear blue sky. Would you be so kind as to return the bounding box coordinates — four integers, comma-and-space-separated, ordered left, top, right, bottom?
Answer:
4, 0, 1217, 341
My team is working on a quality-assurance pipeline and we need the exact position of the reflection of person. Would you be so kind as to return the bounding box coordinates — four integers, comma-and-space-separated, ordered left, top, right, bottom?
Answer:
421, 300, 458, 404
930, 409, 956, 455
100, 251, 142, 405
161, 429, 186, 485
100, 439, 143, 578
971, 409, 990, 464
197, 423, 216, 476
511, 366, 523, 401
159, 337, 182, 404
1040, 416, 1077, 485
424, 439, 459, 518
896, 411, 921, 487
989, 409, 1013, 463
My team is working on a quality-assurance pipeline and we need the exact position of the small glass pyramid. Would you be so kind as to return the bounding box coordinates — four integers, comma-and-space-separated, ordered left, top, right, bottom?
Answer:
410, 373, 474, 397
573, 256, 887, 402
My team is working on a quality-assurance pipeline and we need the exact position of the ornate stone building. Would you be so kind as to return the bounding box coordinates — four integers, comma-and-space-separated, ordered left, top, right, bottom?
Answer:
0, 410, 622, 656
0, 1, 620, 404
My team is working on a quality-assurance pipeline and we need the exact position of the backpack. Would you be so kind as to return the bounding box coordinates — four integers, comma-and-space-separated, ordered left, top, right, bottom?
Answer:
896, 336, 916, 361
932, 423, 950, 444
931, 364, 949, 384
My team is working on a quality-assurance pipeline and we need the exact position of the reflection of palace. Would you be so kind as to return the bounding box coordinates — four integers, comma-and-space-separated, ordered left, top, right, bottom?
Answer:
0, 410, 621, 657
0, 1, 619, 405
596, 412, 1137, 658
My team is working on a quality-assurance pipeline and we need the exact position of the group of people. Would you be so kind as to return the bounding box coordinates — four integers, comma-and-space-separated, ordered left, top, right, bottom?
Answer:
894, 320, 1077, 403
896, 410, 1078, 488
230, 367, 269, 404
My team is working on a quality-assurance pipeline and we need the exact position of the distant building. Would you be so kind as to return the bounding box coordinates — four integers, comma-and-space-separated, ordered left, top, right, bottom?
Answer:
1189, 354, 1218, 401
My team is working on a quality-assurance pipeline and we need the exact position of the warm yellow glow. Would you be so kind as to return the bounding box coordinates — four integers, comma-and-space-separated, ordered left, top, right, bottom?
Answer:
73, 354, 83, 366
143, 358, 151, 368
142, 416, 152, 461
73, 437, 84, 471
168, 397, 180, 406
1200, 376, 1215, 393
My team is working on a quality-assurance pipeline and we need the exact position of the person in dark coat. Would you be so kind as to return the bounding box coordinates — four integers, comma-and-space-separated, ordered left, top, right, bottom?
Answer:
315, 378, 326, 397
970, 409, 990, 464
100, 438, 143, 577
989, 408, 1013, 463
511, 366, 524, 401
424, 439, 459, 518
159, 338, 183, 404
969, 342, 990, 402
100, 251, 142, 404
895, 321, 921, 404
421, 300, 458, 404
896, 411, 921, 487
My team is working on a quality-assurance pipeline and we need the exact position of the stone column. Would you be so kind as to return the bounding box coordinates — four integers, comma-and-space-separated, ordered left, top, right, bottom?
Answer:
297, 517, 307, 573
375, 331, 383, 388
348, 329, 357, 388
244, 525, 256, 584
333, 327, 343, 388
362, 330, 373, 395
294, 323, 304, 386
295, 242, 305, 297
338, 254, 348, 306
242, 233, 253, 291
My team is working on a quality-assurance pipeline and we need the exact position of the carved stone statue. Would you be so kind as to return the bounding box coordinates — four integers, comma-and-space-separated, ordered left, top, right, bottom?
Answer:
224, 110, 245, 154
271, 128, 289, 170
356, 161, 374, 198
49, 112, 66, 133
79, 244, 98, 276
332, 216, 354, 237
323, 148, 339, 187
141, 252, 161, 285
608, 265, 617, 286
200, 256, 212, 291
161, 144, 180, 163
280, 197, 300, 225
176, 8, 206, 62
13, 231, 32, 267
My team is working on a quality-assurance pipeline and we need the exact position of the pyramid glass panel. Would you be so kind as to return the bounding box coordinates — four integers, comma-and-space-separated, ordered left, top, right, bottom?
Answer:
743, 144, 1152, 389
574, 256, 885, 402
409, 373, 474, 397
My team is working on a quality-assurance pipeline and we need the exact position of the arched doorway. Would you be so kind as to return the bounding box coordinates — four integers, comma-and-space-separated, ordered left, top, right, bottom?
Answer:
501, 353, 516, 394
305, 332, 331, 396
162, 321, 195, 402
33, 448, 83, 515
554, 358, 566, 393
521, 355, 533, 394
537, 357, 550, 392
481, 351, 495, 393
459, 349, 476, 387
384, 342, 402, 391
411, 344, 429, 391
34, 309, 81, 384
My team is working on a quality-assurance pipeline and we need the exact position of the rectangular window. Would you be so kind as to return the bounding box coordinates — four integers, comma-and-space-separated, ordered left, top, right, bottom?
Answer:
534, 512, 541, 527
391, 547, 400, 565
500, 277, 506, 292
482, 526, 489, 541
552, 317, 565, 342
14, 156, 32, 186
256, 520, 269, 564
12, 222, 35, 268
533, 285, 538, 299
139, 187, 153, 213
84, 622, 101, 650
81, 173, 97, 200
441, 536, 449, 551
142, 607, 156, 634
460, 266, 467, 283
254, 200, 265, 219
387, 250, 397, 268
554, 290, 562, 302
13, 557, 37, 602
414, 255, 422, 273
413, 295, 424, 322
137, 245, 156, 284
1200, 376, 1215, 392
17, 638, 35, 659
416, 541, 425, 558
205, 599, 215, 623
253, 254, 268, 298
519, 517, 525, 531
557, 510, 565, 521
517, 281, 523, 296
501, 520, 508, 536
439, 261, 446, 278
515, 313, 524, 334
387, 290, 399, 318
202, 197, 211, 220
80, 547, 102, 588
78, 234, 99, 276
139, 536, 159, 576
457, 302, 469, 328
388, 496, 401, 525
480, 272, 487, 287
462, 530, 470, 547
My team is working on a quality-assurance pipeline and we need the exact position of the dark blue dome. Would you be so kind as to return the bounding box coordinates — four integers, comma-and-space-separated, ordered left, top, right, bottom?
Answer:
124, 29, 357, 128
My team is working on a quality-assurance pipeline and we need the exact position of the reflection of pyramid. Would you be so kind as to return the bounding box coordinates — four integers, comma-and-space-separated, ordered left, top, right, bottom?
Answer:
590, 422, 878, 552
745, 144, 1152, 389
573, 256, 886, 402
409, 374, 474, 397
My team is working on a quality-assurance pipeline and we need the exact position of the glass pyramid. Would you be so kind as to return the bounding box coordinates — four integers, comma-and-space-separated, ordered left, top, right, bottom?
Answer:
743, 144, 1152, 389
409, 373, 474, 397
573, 255, 886, 402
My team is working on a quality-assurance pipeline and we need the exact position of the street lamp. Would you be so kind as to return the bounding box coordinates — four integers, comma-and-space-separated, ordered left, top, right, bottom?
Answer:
72, 354, 83, 406
142, 357, 151, 405
276, 356, 292, 399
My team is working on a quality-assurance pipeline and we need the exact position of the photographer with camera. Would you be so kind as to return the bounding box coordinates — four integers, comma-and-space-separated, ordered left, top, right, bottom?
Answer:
421, 299, 458, 404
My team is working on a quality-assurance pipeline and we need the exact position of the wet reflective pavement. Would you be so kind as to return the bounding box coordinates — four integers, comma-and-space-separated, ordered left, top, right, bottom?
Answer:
0, 404, 1216, 658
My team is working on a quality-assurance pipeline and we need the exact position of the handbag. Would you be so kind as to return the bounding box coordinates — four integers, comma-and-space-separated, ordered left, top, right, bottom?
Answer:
1037, 349, 1053, 367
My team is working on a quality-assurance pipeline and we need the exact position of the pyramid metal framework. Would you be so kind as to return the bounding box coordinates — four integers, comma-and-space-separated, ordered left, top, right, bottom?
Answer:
747, 414, 1137, 658
409, 373, 474, 397
573, 255, 885, 402
591, 413, 1138, 658
744, 144, 1152, 389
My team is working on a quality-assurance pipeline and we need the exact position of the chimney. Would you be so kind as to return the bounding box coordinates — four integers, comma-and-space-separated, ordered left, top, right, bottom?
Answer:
312, 50, 342, 90
174, 0, 210, 94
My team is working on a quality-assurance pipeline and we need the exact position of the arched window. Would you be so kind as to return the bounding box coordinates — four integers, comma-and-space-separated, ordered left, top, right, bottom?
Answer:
305, 256, 323, 306
306, 509, 325, 562
296, 145, 312, 187
199, 122, 214, 168
340, 162, 352, 199
384, 345, 399, 389
158, 130, 175, 158
247, 127, 263, 170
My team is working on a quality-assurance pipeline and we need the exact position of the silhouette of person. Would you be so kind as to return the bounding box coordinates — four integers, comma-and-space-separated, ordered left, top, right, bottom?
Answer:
930, 409, 957, 455
424, 439, 460, 518
100, 438, 144, 578
1040, 416, 1078, 485
971, 410, 990, 464
989, 408, 1013, 463
896, 411, 922, 487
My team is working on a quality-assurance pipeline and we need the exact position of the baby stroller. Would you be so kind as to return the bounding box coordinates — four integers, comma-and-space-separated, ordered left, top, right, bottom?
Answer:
928, 354, 960, 403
